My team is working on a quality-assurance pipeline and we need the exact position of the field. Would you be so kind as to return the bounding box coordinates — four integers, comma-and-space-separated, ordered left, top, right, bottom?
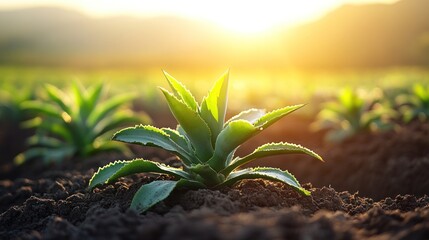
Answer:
1, 66, 429, 239
2, 66, 428, 108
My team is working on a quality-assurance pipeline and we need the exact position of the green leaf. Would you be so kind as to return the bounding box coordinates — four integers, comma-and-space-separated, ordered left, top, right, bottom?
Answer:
106, 159, 191, 183
88, 160, 128, 189
27, 135, 63, 148
85, 82, 104, 111
41, 146, 76, 164
21, 101, 62, 119
222, 142, 323, 175
70, 81, 86, 114
160, 88, 213, 161
66, 120, 90, 151
131, 179, 205, 213
131, 180, 178, 213
207, 120, 256, 171
14, 146, 75, 165
225, 108, 266, 125
176, 125, 194, 153
92, 111, 139, 139
254, 104, 304, 129
161, 128, 194, 156
45, 84, 71, 113
88, 94, 136, 128
218, 167, 310, 196
27, 119, 74, 142
112, 125, 195, 165
163, 70, 198, 111
48, 122, 74, 142
200, 70, 229, 145
71, 81, 96, 126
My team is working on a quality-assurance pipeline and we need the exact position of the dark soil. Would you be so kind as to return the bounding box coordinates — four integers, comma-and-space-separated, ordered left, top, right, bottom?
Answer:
262, 119, 429, 200
1, 115, 429, 239
1, 170, 429, 240
0, 121, 33, 180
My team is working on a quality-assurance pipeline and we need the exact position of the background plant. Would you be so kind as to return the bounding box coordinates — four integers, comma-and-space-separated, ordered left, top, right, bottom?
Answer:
397, 83, 429, 123
15, 81, 149, 164
89, 70, 323, 213
312, 88, 396, 142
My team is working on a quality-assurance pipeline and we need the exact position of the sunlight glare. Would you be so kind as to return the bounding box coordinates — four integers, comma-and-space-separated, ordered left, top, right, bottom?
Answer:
202, 2, 330, 34
0, 0, 400, 34
121, 1, 339, 34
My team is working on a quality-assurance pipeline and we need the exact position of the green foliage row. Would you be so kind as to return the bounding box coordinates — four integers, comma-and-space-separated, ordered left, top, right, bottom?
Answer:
312, 83, 429, 142
398, 84, 429, 122
2, 66, 427, 113
89, 71, 323, 213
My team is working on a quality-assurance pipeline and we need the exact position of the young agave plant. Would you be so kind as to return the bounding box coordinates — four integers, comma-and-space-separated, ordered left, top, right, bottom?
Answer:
15, 82, 146, 164
312, 88, 394, 142
398, 83, 429, 123
89, 71, 323, 213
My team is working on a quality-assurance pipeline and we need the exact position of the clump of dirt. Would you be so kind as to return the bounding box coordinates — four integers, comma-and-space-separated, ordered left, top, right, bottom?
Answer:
1, 170, 428, 239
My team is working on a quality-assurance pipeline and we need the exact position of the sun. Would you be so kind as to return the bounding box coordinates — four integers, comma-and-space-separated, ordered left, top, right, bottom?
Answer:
175, 1, 336, 35
210, 12, 286, 34
200, 2, 326, 34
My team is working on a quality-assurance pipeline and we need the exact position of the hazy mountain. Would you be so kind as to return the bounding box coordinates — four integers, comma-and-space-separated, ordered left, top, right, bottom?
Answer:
0, 0, 428, 69
283, 0, 429, 68
0, 7, 239, 67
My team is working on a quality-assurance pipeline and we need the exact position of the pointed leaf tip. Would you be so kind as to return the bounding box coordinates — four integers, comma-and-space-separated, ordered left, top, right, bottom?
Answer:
254, 104, 305, 129
162, 70, 198, 111
161, 88, 213, 161
88, 160, 128, 189
200, 70, 230, 145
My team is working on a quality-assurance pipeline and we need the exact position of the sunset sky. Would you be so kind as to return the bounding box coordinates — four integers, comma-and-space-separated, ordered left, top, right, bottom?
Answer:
0, 0, 399, 33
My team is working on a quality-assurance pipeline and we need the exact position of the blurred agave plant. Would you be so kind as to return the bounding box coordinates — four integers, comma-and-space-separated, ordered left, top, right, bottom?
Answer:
397, 83, 429, 123
15, 82, 149, 164
312, 88, 395, 142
